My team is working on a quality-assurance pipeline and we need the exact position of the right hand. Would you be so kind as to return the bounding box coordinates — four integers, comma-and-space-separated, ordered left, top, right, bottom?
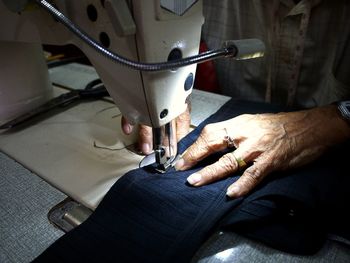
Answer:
175, 105, 350, 198
121, 106, 191, 155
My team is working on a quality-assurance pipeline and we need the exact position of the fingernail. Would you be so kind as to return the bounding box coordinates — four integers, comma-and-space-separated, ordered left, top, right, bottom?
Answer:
175, 158, 185, 170
141, 143, 151, 154
226, 185, 240, 198
187, 173, 202, 185
123, 123, 133, 134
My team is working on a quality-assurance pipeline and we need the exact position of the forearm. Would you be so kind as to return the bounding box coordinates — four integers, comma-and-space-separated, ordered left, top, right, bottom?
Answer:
284, 105, 350, 150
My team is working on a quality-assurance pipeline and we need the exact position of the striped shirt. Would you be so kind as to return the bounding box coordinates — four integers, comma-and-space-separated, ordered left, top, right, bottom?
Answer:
201, 0, 350, 108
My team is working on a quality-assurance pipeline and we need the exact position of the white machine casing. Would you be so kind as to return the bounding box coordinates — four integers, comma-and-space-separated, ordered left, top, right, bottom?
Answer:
0, 0, 204, 128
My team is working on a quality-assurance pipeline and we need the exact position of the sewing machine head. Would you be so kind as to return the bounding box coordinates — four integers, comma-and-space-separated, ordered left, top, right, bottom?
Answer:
0, 0, 265, 172
0, 0, 204, 171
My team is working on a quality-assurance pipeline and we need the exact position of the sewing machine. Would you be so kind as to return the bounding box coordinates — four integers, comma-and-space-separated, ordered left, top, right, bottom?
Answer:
2, 3, 350, 262
0, 0, 264, 172
0, 0, 206, 172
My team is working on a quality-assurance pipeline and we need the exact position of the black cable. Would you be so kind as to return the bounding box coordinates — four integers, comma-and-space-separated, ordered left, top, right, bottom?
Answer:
36, 0, 237, 72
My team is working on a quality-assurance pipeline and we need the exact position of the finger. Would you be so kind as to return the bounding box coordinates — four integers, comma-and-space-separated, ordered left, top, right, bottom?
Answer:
176, 106, 191, 141
138, 125, 153, 154
175, 124, 228, 170
121, 116, 134, 135
226, 160, 272, 198
186, 151, 243, 186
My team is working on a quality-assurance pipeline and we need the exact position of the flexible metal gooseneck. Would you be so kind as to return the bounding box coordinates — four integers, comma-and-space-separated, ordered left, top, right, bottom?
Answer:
36, 0, 237, 72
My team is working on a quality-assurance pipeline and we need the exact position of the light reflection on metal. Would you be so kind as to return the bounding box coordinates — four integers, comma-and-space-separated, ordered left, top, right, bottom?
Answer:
153, 119, 177, 173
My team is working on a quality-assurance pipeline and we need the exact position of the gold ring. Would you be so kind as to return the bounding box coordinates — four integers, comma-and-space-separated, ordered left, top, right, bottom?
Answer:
224, 128, 235, 148
232, 153, 247, 170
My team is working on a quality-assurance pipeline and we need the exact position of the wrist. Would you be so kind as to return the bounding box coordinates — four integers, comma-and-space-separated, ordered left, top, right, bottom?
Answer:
335, 100, 350, 124
327, 103, 350, 141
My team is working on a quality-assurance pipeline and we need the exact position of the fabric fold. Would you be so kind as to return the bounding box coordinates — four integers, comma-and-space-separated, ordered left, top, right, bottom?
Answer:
33, 100, 350, 263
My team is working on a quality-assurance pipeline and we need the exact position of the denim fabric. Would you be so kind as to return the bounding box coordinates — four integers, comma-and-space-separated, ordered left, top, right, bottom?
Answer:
33, 100, 349, 263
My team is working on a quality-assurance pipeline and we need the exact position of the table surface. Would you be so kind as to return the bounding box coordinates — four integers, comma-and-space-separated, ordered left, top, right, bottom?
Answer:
1, 63, 349, 263
0, 63, 230, 210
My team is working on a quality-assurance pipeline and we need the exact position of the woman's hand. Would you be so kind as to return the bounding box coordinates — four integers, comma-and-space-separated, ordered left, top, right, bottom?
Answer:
121, 105, 191, 155
175, 105, 350, 198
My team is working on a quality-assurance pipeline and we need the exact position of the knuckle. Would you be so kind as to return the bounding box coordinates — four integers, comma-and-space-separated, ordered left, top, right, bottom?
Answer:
201, 165, 221, 182
201, 124, 215, 136
139, 125, 152, 138
242, 165, 267, 188
237, 171, 260, 196
197, 132, 212, 152
177, 110, 191, 123
186, 149, 198, 163
220, 154, 238, 173
198, 126, 222, 152
244, 168, 260, 183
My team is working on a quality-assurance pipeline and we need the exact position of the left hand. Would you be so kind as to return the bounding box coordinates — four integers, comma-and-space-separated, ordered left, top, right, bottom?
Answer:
175, 105, 350, 198
121, 105, 191, 155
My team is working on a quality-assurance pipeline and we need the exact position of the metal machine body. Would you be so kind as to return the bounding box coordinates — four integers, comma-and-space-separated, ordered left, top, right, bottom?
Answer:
0, 0, 204, 170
